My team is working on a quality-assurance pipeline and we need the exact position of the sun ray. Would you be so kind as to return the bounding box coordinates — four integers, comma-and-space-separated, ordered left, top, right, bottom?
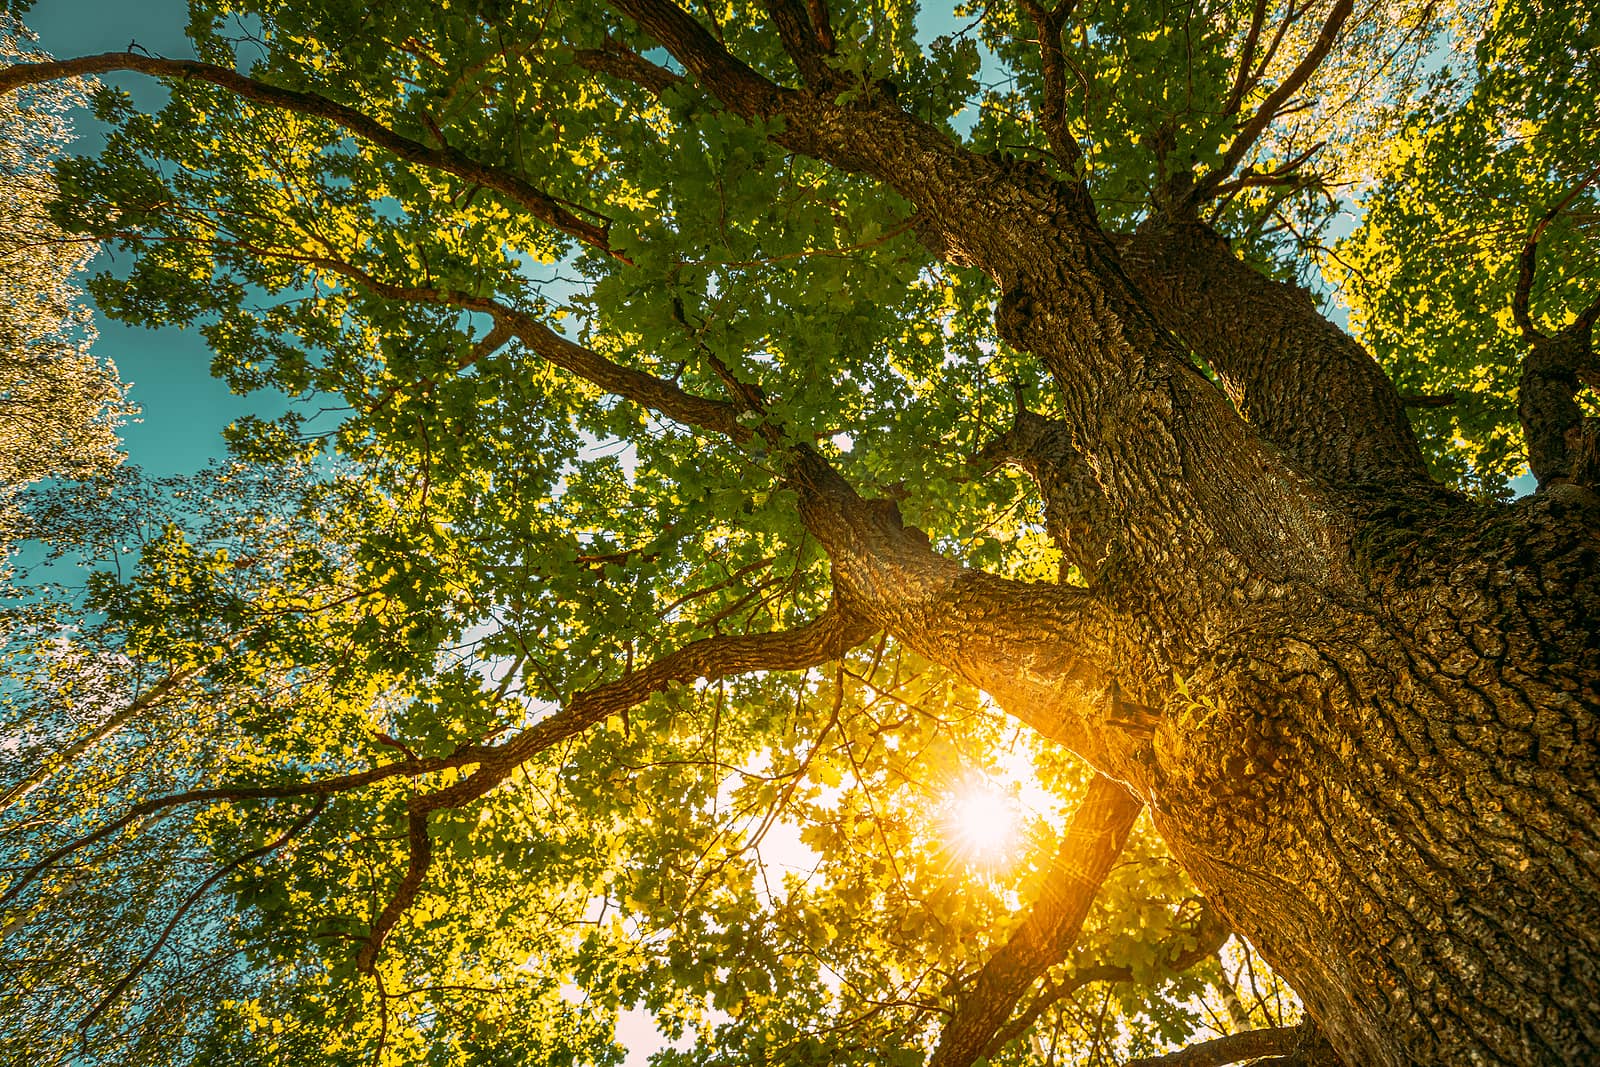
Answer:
943, 781, 1020, 867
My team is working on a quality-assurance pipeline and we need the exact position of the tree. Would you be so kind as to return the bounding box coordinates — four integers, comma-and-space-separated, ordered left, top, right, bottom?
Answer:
0, 1, 1595, 1065
0, 16, 129, 542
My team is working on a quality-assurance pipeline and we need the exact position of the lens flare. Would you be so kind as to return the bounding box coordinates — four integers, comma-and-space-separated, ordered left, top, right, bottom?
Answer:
944, 783, 1019, 865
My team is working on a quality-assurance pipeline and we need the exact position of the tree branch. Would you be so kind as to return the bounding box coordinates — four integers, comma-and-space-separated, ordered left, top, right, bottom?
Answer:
1189, 0, 1353, 210
1207, 140, 1325, 199
0, 747, 483, 912
929, 774, 1142, 1067
983, 903, 1233, 1057
77, 797, 326, 1032
1518, 323, 1600, 489
1511, 169, 1600, 489
1018, 0, 1083, 167
355, 810, 433, 974
609, 0, 788, 119
1398, 391, 1456, 409
805, 0, 838, 50
343, 597, 877, 970
1513, 162, 1600, 342
1222, 0, 1271, 117
785, 446, 1114, 758
494, 307, 749, 442
975, 400, 1113, 578
492, 595, 876, 771
0, 53, 619, 258
1119, 218, 1432, 488
764, 0, 837, 89
1123, 1022, 1327, 1067
573, 39, 684, 96
141, 230, 749, 443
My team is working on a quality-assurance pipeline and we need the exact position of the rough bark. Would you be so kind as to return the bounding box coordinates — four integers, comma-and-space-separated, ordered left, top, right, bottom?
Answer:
7, 9, 1599, 1065
976, 405, 1115, 579
604, 9, 1600, 1063
1135, 489, 1600, 1066
1120, 218, 1433, 489
1518, 324, 1600, 489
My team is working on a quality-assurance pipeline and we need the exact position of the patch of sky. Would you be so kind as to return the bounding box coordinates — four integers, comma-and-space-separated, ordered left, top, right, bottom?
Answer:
25, 1, 279, 479
916, 3, 1003, 138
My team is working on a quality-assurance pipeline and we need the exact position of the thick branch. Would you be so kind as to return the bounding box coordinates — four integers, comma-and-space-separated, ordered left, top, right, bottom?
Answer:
805, 0, 838, 51
1518, 322, 1600, 489
984, 904, 1233, 1057
614, 1, 1352, 595
1120, 218, 1432, 488
929, 774, 1142, 1067
764, 0, 836, 89
1123, 1023, 1324, 1067
1018, 0, 1083, 166
787, 447, 1114, 757
1513, 162, 1600, 341
346, 600, 877, 970
976, 404, 1113, 578
573, 40, 684, 96
356, 810, 432, 974
610, 0, 787, 119
0, 53, 617, 257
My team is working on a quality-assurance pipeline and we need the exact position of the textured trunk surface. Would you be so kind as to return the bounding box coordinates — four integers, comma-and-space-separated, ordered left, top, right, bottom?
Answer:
513, 32, 1600, 1059
1125, 489, 1600, 1065
803, 147, 1600, 1063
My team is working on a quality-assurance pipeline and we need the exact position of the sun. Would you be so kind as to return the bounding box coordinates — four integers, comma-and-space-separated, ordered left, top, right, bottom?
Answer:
944, 783, 1020, 865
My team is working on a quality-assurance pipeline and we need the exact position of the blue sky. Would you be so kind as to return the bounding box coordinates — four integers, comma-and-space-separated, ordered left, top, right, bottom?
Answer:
27, 0, 262, 478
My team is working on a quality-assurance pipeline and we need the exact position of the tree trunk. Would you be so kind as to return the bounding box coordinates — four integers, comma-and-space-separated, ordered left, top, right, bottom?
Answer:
14, 16, 1593, 1062
753, 89, 1600, 1062
1118, 487, 1600, 1066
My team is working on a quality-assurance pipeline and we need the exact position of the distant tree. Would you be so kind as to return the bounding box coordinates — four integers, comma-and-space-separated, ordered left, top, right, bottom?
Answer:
0, 2, 1596, 1066
0, 17, 129, 541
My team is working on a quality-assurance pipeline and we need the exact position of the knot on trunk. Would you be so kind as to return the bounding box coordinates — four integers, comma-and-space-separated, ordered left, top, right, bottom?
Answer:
994, 285, 1037, 346
973, 390, 1115, 578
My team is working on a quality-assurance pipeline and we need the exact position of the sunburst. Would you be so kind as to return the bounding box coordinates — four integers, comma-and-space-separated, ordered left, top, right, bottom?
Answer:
944, 782, 1020, 866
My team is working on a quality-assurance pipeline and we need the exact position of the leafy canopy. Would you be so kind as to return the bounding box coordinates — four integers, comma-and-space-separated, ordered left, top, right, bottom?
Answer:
2, 0, 1594, 1064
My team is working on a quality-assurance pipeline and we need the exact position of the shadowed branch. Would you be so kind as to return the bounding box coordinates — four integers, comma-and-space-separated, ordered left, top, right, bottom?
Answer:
928, 775, 1142, 1067
1018, 0, 1083, 167
764, 0, 837, 89
981, 902, 1233, 1058
347, 598, 878, 971
1123, 1021, 1335, 1067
